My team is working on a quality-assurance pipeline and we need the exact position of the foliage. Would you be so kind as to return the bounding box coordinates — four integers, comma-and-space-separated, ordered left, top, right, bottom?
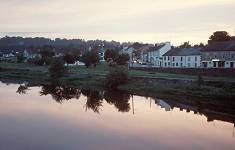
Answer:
16, 53, 26, 63
81, 51, 100, 67
133, 49, 141, 60
209, 31, 231, 42
49, 58, 67, 78
105, 65, 129, 89
28, 56, 44, 66
178, 41, 192, 48
63, 53, 76, 64
70, 47, 81, 60
104, 49, 119, 62
116, 53, 130, 65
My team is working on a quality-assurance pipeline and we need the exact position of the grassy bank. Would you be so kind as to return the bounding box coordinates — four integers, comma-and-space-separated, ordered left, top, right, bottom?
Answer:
1, 62, 235, 99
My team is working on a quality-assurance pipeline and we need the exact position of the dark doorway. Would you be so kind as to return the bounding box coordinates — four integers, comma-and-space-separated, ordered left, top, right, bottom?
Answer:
230, 62, 234, 68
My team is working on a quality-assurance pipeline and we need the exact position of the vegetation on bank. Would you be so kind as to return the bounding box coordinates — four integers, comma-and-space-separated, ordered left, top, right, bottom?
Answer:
1, 62, 235, 99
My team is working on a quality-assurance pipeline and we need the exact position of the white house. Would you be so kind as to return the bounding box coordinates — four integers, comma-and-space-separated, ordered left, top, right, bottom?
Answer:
162, 47, 202, 68
141, 42, 171, 67
65, 61, 85, 67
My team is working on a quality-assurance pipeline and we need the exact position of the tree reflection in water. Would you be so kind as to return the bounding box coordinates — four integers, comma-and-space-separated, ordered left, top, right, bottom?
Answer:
81, 89, 103, 113
104, 90, 131, 112
16, 84, 30, 95
14, 82, 235, 126
16, 82, 131, 113
40, 83, 81, 103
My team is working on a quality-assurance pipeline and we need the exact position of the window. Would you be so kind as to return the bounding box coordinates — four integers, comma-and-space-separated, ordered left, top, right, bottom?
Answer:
195, 57, 197, 61
176, 63, 178, 67
181, 57, 183, 61
168, 56, 170, 60
180, 63, 183, 67
195, 63, 197, 67
173, 57, 175, 61
165, 63, 167, 66
188, 63, 190, 67
168, 62, 170, 66
164, 57, 166, 61
188, 57, 190, 61
173, 63, 175, 67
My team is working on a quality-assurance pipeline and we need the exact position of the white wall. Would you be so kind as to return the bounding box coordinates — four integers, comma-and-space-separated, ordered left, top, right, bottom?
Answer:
147, 42, 171, 67
163, 55, 201, 68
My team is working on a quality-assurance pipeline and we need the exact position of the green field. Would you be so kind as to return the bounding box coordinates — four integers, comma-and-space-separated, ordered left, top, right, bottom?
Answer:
1, 62, 235, 82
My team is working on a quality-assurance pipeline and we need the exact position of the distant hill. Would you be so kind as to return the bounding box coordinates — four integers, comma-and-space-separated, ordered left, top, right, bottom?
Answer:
0, 36, 122, 54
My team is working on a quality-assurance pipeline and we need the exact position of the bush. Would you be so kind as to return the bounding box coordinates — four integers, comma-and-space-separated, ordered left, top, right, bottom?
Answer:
16, 53, 26, 63
105, 66, 129, 89
116, 53, 130, 65
81, 51, 100, 67
49, 58, 67, 78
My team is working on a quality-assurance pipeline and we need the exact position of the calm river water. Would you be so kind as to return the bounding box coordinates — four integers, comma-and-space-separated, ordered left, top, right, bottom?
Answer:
0, 81, 234, 150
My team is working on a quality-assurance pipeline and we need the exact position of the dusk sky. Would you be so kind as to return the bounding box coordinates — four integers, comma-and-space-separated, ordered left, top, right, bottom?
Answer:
0, 0, 235, 45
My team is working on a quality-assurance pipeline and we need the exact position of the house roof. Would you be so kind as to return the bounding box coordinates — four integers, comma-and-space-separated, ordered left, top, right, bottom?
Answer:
163, 47, 201, 56
203, 41, 235, 52
138, 45, 153, 52
147, 44, 166, 52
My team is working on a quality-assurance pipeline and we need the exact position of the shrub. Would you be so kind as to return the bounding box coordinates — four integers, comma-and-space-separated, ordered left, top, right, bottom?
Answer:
49, 58, 67, 78
116, 53, 130, 65
16, 53, 26, 63
105, 66, 129, 89
81, 51, 100, 67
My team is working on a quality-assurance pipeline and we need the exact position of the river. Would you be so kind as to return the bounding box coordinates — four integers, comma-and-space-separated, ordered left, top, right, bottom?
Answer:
0, 81, 234, 150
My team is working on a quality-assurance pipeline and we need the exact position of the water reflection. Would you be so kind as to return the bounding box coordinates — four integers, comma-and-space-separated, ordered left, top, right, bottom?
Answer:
40, 84, 81, 103
17, 83, 132, 113
16, 85, 30, 94
15, 82, 235, 127
0, 81, 234, 150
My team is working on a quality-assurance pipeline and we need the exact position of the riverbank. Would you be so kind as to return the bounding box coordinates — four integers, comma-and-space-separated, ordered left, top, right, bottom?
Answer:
1, 62, 235, 99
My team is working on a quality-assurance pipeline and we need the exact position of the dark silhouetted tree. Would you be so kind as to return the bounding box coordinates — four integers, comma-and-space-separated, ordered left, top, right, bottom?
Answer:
116, 53, 130, 65
209, 31, 231, 42
63, 53, 76, 64
104, 49, 119, 62
49, 58, 67, 78
16, 53, 26, 63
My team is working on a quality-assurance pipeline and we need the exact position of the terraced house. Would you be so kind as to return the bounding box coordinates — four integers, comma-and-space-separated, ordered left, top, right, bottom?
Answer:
201, 40, 235, 68
141, 42, 171, 67
162, 47, 202, 68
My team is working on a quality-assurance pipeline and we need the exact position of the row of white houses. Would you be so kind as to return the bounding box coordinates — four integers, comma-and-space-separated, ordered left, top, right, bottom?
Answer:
122, 40, 235, 68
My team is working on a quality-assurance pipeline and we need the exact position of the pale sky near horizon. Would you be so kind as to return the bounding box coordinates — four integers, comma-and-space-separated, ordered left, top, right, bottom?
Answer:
0, 0, 235, 45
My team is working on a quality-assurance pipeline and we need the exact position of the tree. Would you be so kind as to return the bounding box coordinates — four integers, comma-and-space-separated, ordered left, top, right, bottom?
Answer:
69, 46, 81, 60
90, 51, 100, 67
81, 51, 100, 67
16, 53, 26, 63
105, 66, 129, 89
133, 49, 141, 60
116, 53, 130, 65
63, 53, 76, 64
104, 49, 119, 62
178, 41, 191, 48
209, 31, 231, 42
49, 58, 67, 78
81, 51, 92, 67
